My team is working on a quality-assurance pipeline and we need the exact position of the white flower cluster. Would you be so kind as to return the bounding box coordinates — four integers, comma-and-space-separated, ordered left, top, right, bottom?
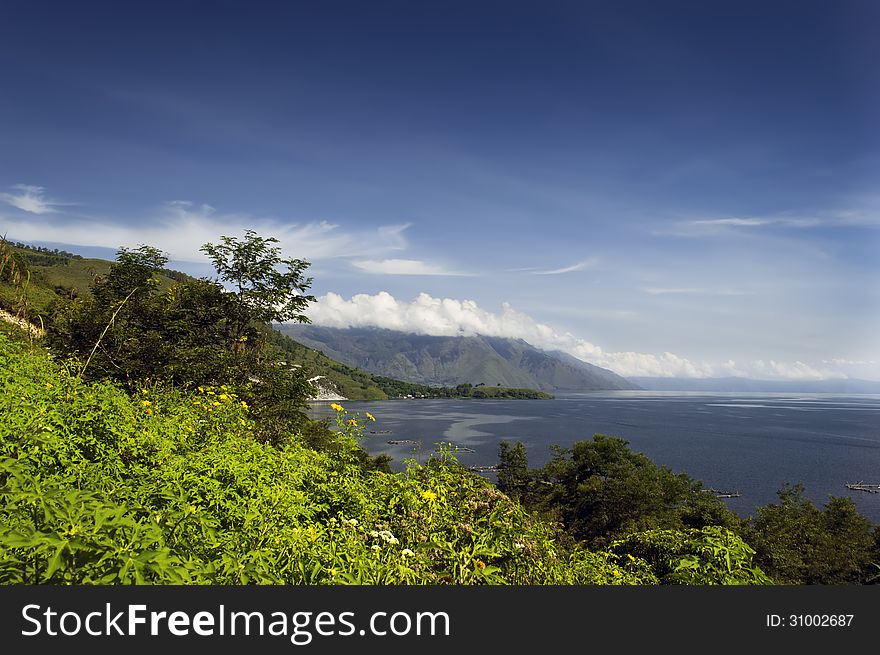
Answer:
369, 529, 399, 545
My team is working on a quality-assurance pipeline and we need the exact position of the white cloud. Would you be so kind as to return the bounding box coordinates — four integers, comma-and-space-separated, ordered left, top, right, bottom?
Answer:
303, 291, 849, 380
2, 199, 411, 263
351, 259, 470, 276
673, 209, 880, 236
0, 184, 67, 214
531, 259, 598, 275
747, 359, 845, 381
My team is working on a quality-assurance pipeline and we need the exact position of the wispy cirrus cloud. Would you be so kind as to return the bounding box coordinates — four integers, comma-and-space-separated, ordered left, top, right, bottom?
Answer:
531, 259, 598, 275
351, 259, 471, 276
641, 287, 753, 296
668, 208, 880, 236
689, 217, 772, 227
2, 194, 411, 263
0, 184, 70, 214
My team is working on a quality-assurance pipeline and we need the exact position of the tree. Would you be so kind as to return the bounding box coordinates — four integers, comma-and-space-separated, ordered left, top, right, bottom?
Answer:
91, 245, 167, 305
49, 245, 171, 382
199, 230, 315, 347
528, 434, 738, 547
746, 483, 877, 584
497, 441, 530, 501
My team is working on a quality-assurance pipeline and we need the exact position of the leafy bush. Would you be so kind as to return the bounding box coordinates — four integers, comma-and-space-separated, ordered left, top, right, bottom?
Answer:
610, 526, 773, 585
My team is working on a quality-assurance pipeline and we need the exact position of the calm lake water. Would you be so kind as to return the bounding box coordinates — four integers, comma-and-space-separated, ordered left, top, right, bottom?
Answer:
306, 392, 880, 522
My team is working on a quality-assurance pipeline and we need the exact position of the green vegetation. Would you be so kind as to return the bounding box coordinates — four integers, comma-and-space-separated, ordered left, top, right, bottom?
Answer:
498, 436, 880, 584
744, 483, 878, 584
0, 334, 773, 584
1, 232, 875, 585
0, 241, 182, 323
456, 384, 552, 399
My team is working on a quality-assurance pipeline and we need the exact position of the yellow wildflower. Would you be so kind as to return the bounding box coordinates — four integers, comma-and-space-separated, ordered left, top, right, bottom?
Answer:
240, 401, 249, 409
142, 400, 152, 406
219, 393, 230, 401
347, 419, 358, 427
145, 408, 153, 415
476, 559, 486, 570
421, 490, 437, 501
365, 412, 376, 422
330, 403, 344, 412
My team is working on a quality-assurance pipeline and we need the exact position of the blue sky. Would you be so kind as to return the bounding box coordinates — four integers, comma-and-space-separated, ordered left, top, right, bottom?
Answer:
1, 0, 878, 379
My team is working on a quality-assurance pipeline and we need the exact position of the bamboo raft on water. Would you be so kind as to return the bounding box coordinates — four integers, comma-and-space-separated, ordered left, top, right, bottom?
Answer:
845, 482, 880, 494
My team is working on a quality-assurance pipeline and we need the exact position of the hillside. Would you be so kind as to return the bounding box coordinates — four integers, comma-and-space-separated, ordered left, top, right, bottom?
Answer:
278, 325, 638, 392
0, 242, 549, 401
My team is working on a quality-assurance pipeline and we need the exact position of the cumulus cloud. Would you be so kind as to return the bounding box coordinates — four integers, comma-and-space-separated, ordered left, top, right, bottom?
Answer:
351, 259, 470, 276
303, 291, 847, 380
2, 199, 411, 263
0, 184, 67, 214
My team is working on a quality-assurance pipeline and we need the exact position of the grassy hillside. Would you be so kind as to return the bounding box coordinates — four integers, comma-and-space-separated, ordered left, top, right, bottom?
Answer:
0, 243, 182, 320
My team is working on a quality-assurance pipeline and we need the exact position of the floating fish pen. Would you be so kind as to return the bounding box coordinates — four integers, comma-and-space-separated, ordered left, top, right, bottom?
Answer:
386, 439, 419, 445
701, 488, 742, 498
845, 482, 880, 494
468, 465, 500, 473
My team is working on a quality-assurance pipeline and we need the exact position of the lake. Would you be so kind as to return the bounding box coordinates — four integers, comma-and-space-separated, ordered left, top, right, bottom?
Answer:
306, 392, 880, 523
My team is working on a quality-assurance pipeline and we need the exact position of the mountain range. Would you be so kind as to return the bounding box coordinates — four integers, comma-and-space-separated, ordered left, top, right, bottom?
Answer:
277, 325, 638, 392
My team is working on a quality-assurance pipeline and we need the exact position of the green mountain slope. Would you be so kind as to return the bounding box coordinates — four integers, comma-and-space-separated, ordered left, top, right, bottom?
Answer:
278, 326, 638, 391
0, 242, 182, 317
